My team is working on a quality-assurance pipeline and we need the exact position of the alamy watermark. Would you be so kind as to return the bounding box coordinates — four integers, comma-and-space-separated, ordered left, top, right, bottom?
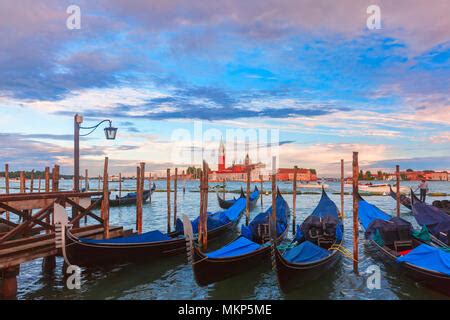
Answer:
66, 5, 81, 30
367, 5, 382, 30
170, 121, 280, 171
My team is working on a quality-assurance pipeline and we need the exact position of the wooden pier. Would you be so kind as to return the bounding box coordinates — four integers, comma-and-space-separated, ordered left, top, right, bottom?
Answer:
0, 190, 130, 299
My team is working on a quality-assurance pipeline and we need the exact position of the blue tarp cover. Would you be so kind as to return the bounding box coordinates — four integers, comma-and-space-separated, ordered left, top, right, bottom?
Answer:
80, 230, 171, 244
412, 201, 450, 243
397, 244, 450, 276
249, 189, 260, 201
206, 236, 261, 258
295, 190, 343, 242
311, 190, 340, 220
241, 195, 289, 242
358, 198, 391, 230
175, 196, 246, 234
283, 241, 330, 263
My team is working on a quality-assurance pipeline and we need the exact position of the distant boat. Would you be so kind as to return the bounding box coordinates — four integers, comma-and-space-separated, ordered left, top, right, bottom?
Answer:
296, 182, 329, 189
359, 183, 409, 195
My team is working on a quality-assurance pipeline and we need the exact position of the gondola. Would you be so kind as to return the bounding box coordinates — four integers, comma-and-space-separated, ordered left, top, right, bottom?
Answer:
187, 190, 289, 286
358, 193, 450, 297
217, 186, 259, 209
92, 183, 155, 208
432, 200, 450, 215
410, 189, 450, 246
274, 188, 343, 292
64, 195, 247, 267
388, 185, 415, 210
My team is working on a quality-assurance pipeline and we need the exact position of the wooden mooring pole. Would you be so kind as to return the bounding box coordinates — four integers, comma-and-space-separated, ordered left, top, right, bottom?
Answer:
396, 165, 400, 217
271, 171, 277, 241
30, 170, 34, 193
222, 178, 227, 200
45, 167, 50, 192
118, 173, 122, 202
20, 171, 25, 193
199, 161, 209, 249
246, 167, 251, 226
341, 159, 344, 218
292, 166, 298, 235
259, 175, 263, 207
136, 163, 145, 234
102, 157, 110, 239
167, 168, 171, 233
4, 164, 9, 220
352, 152, 359, 273
148, 172, 152, 203
85, 169, 89, 191
0, 266, 19, 300
174, 168, 178, 228
38, 178, 41, 193
182, 170, 186, 194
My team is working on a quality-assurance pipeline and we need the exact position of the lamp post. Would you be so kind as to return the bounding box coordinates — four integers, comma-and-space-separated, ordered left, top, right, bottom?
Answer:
73, 114, 117, 192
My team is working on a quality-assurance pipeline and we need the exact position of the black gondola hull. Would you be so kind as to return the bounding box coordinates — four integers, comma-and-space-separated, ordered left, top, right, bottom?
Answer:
65, 221, 235, 267
274, 245, 341, 293
369, 240, 450, 297
192, 244, 271, 286
192, 229, 288, 286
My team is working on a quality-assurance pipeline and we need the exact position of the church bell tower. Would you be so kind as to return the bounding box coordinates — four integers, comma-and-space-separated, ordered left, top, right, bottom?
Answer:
218, 138, 225, 171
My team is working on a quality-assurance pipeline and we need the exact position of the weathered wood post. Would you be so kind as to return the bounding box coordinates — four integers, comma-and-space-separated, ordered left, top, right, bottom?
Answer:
198, 171, 204, 247
352, 152, 359, 273
246, 167, 251, 226
292, 166, 298, 235
259, 174, 263, 207
118, 172, 122, 202
85, 169, 89, 191
20, 171, 25, 193
45, 167, 50, 193
396, 165, 400, 217
174, 168, 178, 228
43, 165, 56, 273
52, 165, 60, 192
200, 161, 209, 249
102, 157, 110, 239
222, 178, 226, 200
341, 159, 344, 218
136, 163, 144, 234
182, 170, 186, 194
166, 168, 171, 233
271, 170, 277, 241
97, 175, 101, 191
44, 167, 50, 229
30, 170, 34, 193
0, 267, 19, 300
38, 178, 41, 192
4, 164, 10, 220
148, 172, 152, 203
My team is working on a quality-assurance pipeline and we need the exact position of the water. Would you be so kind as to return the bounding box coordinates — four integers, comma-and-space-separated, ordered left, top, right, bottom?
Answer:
3, 179, 449, 300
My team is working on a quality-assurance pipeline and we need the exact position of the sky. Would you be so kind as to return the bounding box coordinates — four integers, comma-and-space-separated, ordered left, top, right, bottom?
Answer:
0, 0, 449, 177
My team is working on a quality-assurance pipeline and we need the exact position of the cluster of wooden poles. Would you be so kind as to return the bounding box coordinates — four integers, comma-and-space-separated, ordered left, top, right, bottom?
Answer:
210, 153, 405, 274
2, 152, 406, 274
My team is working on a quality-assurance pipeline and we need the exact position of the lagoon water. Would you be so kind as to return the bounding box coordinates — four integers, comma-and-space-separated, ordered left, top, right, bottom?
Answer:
3, 179, 449, 300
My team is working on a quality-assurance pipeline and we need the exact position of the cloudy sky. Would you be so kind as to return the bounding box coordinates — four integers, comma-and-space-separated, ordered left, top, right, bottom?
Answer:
0, 0, 449, 176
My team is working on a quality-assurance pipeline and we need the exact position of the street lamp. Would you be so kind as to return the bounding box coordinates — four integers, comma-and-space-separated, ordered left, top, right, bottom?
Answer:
74, 114, 118, 192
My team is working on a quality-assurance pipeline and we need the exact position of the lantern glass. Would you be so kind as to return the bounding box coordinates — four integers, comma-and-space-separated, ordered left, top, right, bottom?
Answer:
104, 126, 117, 140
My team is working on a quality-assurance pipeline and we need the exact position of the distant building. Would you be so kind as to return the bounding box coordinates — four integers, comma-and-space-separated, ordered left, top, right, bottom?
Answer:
276, 168, 317, 181
401, 170, 448, 181
209, 138, 265, 181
